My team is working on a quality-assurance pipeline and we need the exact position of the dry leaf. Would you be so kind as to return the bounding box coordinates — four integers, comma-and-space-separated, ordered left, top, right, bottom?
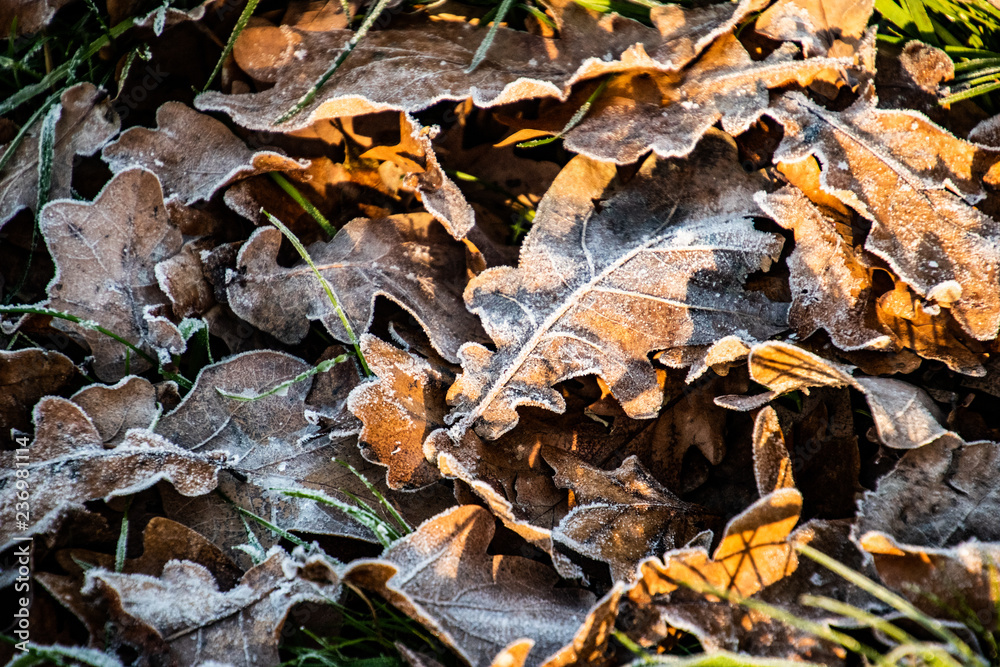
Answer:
347, 335, 448, 490
0, 83, 120, 226
755, 186, 891, 351
771, 91, 1000, 341
876, 281, 986, 375
344, 505, 598, 667
447, 133, 787, 440
71, 376, 159, 446
856, 438, 1000, 547
545, 448, 708, 583
41, 168, 184, 381
102, 102, 307, 205
0, 348, 77, 446
154, 238, 217, 318
755, 0, 874, 58
227, 213, 483, 363
563, 35, 855, 163
83, 547, 339, 667
752, 407, 795, 496
0, 0, 76, 36
0, 397, 223, 552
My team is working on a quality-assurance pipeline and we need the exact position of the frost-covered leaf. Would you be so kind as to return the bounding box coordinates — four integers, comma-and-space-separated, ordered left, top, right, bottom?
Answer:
0, 83, 120, 226
563, 36, 855, 164
0, 348, 77, 446
101, 102, 307, 206
195, 0, 765, 133
755, 186, 891, 351
71, 376, 158, 446
227, 213, 483, 363
856, 438, 1000, 547
755, 0, 874, 57
347, 335, 448, 490
41, 168, 184, 381
771, 91, 1000, 341
0, 397, 223, 552
752, 407, 795, 496
0, 0, 76, 36
343, 505, 598, 667
545, 448, 709, 583
83, 547, 339, 667
447, 133, 787, 440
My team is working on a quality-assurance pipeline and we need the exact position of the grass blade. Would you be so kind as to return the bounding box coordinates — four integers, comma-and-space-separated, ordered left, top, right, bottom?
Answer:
334, 459, 411, 534
215, 355, 348, 401
269, 172, 337, 236
114, 496, 132, 573
202, 0, 261, 91
277, 487, 403, 548
260, 209, 370, 375
799, 594, 917, 646
466, 0, 516, 73
517, 76, 611, 148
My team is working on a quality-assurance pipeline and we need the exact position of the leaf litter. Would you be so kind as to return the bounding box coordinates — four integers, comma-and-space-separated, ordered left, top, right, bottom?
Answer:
4, 0, 1000, 664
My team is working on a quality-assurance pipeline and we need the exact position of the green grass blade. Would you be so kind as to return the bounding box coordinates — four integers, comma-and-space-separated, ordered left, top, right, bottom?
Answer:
942, 80, 1000, 104
903, 0, 939, 43
518, 76, 611, 148
202, 0, 261, 91
799, 594, 917, 645
275, 0, 394, 125
215, 355, 348, 401
269, 172, 337, 236
334, 459, 411, 534
261, 209, 370, 375
796, 543, 986, 667
875, 0, 914, 32
466, 0, 516, 73
0, 89, 61, 184
115, 496, 132, 573
277, 487, 402, 548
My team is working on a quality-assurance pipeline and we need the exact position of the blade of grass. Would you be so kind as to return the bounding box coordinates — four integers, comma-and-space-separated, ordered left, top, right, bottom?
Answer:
517, 76, 611, 148
114, 496, 132, 573
943, 80, 1000, 104
902, 0, 937, 43
0, 89, 61, 182
334, 459, 411, 534
274, 0, 394, 125
269, 172, 337, 236
215, 355, 348, 401
276, 487, 402, 548
797, 543, 986, 667
799, 594, 917, 646
261, 209, 370, 375
466, 0, 516, 73
202, 0, 261, 91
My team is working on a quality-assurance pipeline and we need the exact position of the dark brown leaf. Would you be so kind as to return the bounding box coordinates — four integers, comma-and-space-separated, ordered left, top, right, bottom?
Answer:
0, 348, 77, 447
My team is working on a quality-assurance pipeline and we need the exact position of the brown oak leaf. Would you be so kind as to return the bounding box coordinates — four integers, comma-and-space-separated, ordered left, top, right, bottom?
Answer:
0, 83, 120, 226
0, 397, 223, 552
755, 0, 874, 58
344, 505, 599, 667
446, 133, 787, 440
0, 348, 77, 447
71, 376, 159, 446
41, 168, 185, 381
770, 91, 1000, 341
226, 213, 483, 363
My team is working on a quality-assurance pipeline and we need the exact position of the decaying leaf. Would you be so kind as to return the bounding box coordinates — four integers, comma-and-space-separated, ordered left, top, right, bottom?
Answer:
752, 407, 795, 496
0, 0, 77, 36
71, 376, 159, 446
0, 348, 77, 446
1, 83, 120, 226
856, 438, 1000, 547
755, 0, 874, 58
227, 213, 483, 363
771, 91, 1000, 342
447, 133, 787, 440
347, 335, 448, 490
545, 448, 708, 583
564, 36, 855, 163
41, 168, 184, 381
102, 102, 307, 205
344, 505, 599, 667
0, 397, 223, 552
82, 546, 340, 667
195, 0, 765, 133
755, 186, 891, 351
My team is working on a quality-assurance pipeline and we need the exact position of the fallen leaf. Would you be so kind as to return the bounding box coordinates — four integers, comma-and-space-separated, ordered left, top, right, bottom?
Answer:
770, 91, 1000, 341
0, 348, 77, 447
0, 397, 223, 552
344, 505, 598, 667
752, 407, 795, 496
856, 438, 1000, 547
154, 238, 217, 318
447, 133, 787, 440
545, 448, 709, 583
347, 335, 448, 490
71, 376, 158, 446
226, 213, 483, 363
83, 546, 339, 667
0, 0, 76, 36
102, 102, 307, 205
41, 168, 184, 381
755, 186, 892, 351
755, 0, 874, 58
1, 83, 120, 226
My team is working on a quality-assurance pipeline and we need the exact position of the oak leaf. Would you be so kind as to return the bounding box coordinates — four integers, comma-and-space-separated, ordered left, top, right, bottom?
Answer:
102, 102, 307, 205
0, 348, 77, 447
0, 397, 223, 552
755, 0, 874, 58
752, 407, 796, 496
41, 168, 185, 381
343, 505, 599, 667
227, 213, 483, 363
82, 547, 340, 667
770, 91, 1000, 341
0, 83, 120, 226
0, 0, 76, 36
71, 376, 159, 446
446, 134, 787, 441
